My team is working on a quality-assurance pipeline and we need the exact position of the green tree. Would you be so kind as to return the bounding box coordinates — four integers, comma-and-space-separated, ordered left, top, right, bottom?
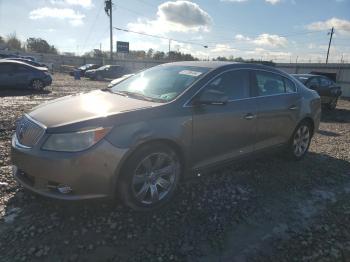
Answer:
26, 38, 58, 54
6, 33, 22, 50
146, 48, 154, 58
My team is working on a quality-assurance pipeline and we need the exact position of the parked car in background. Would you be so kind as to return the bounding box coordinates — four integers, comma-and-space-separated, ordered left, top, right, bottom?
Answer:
85, 65, 126, 80
69, 64, 100, 77
292, 74, 342, 110
4, 58, 48, 69
11, 62, 321, 211
107, 74, 135, 88
0, 60, 52, 90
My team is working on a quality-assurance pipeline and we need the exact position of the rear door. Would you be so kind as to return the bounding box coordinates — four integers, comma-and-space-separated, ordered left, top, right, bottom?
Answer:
192, 69, 258, 168
252, 70, 301, 150
13, 65, 33, 87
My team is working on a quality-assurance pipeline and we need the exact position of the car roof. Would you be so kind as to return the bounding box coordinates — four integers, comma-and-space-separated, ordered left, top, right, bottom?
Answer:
161, 61, 280, 71
0, 59, 39, 69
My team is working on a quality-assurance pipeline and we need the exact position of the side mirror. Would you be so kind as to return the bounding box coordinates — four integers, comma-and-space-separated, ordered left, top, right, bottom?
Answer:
194, 89, 229, 106
309, 85, 318, 90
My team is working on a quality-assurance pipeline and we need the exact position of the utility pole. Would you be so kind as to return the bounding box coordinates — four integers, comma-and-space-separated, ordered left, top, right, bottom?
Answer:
105, 0, 113, 60
326, 27, 334, 64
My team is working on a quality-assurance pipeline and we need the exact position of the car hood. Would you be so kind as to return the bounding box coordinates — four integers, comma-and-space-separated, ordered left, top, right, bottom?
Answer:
28, 90, 159, 128
85, 69, 96, 74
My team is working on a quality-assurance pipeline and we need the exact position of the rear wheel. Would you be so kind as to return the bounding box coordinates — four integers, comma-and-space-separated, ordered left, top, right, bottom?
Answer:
31, 79, 44, 91
286, 121, 312, 160
117, 143, 182, 211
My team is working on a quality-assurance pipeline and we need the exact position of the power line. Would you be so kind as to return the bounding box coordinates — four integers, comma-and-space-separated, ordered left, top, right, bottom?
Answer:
114, 26, 209, 49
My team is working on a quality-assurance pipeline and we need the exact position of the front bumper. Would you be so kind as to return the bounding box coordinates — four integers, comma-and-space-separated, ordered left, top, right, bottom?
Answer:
11, 135, 128, 200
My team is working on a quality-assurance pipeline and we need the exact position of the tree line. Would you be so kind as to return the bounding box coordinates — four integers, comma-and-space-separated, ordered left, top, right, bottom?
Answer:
0, 33, 274, 65
0, 33, 58, 54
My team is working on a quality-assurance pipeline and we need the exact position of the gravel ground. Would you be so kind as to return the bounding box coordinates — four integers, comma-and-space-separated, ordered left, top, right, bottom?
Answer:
0, 73, 349, 262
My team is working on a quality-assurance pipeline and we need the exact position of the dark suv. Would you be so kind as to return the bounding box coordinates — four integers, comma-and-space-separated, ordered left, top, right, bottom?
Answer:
0, 60, 52, 90
85, 65, 126, 80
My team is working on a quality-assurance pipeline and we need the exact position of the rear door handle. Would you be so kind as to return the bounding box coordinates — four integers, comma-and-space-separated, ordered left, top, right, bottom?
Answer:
289, 105, 298, 110
244, 113, 256, 120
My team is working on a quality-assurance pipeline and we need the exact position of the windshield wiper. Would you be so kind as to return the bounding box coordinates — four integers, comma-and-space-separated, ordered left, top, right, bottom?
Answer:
113, 90, 166, 103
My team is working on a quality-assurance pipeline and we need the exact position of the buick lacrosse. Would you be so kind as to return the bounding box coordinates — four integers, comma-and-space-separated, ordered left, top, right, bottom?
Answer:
12, 62, 321, 210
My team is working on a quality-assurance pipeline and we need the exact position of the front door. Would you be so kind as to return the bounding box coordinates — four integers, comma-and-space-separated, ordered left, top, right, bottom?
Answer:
191, 69, 257, 169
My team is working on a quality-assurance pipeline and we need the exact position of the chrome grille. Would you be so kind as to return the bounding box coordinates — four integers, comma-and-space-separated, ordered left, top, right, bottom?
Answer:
16, 115, 45, 147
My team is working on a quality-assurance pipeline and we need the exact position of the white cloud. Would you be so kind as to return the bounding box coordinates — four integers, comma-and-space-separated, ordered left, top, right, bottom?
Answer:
211, 44, 235, 53
265, 0, 281, 4
253, 33, 287, 47
29, 7, 85, 26
235, 34, 251, 41
245, 47, 291, 58
307, 17, 350, 35
235, 33, 287, 47
222, 0, 281, 3
50, 0, 93, 8
127, 1, 212, 34
130, 41, 160, 51
220, 0, 249, 2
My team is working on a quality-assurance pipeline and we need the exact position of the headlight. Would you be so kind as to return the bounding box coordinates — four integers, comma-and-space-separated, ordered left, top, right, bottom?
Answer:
42, 127, 111, 152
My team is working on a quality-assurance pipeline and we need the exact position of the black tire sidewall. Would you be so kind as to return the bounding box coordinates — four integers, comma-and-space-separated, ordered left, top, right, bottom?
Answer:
117, 143, 182, 211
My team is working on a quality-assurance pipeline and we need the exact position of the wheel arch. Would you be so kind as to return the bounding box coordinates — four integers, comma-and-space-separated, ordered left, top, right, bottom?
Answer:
111, 138, 187, 197
299, 116, 315, 136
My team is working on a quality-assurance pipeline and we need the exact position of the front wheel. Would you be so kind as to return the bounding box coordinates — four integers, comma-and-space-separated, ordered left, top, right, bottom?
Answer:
286, 121, 312, 160
117, 143, 182, 211
31, 79, 44, 91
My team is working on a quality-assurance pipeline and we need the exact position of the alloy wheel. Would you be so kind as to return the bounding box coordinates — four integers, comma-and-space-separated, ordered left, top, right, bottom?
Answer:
131, 152, 180, 205
293, 125, 310, 157
32, 80, 44, 90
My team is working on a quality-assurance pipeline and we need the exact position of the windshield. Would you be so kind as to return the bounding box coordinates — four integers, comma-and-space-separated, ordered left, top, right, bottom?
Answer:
111, 65, 209, 102
79, 64, 92, 70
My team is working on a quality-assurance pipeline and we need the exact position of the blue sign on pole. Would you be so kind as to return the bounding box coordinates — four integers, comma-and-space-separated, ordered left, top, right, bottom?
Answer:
117, 41, 129, 53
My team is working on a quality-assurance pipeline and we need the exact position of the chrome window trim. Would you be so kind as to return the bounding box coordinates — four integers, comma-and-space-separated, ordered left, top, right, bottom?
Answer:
183, 67, 298, 108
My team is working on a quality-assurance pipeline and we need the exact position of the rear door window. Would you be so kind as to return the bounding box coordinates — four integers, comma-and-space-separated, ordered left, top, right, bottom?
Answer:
254, 71, 285, 96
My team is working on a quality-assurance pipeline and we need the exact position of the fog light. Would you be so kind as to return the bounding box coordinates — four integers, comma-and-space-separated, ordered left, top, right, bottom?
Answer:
57, 184, 72, 194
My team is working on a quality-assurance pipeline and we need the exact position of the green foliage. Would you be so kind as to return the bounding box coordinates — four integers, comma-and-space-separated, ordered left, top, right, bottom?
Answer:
26, 38, 58, 54
6, 33, 23, 50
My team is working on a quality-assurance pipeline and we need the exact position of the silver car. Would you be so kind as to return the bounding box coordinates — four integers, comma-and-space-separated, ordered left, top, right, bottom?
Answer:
12, 62, 321, 210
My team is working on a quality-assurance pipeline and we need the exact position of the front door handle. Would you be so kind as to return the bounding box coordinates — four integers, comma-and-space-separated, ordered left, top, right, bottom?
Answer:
244, 113, 256, 120
289, 105, 298, 110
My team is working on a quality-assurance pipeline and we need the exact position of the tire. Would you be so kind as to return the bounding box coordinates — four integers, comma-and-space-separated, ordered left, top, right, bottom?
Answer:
117, 143, 182, 211
31, 79, 44, 91
286, 120, 312, 160
327, 97, 338, 110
